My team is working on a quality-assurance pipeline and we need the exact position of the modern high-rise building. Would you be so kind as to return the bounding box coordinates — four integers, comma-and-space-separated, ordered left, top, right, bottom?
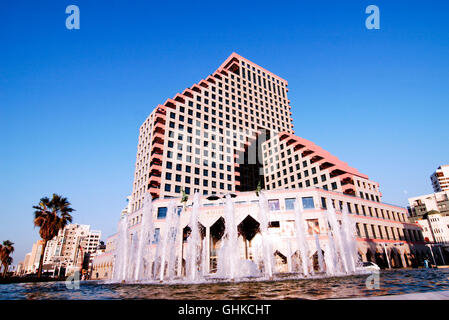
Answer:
91, 53, 431, 280
130, 53, 294, 212
262, 132, 382, 202
431, 165, 449, 192
129, 53, 390, 215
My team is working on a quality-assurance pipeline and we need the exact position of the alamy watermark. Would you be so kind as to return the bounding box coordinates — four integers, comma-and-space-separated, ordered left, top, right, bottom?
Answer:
365, 5, 380, 30
66, 5, 80, 30
65, 271, 81, 290
365, 270, 380, 290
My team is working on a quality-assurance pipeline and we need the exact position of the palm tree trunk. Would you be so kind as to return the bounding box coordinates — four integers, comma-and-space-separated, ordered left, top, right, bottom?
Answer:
37, 240, 48, 278
2, 264, 8, 278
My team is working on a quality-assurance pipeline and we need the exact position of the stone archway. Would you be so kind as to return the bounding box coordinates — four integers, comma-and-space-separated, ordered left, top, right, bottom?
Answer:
374, 250, 386, 269
390, 248, 403, 268
366, 249, 374, 263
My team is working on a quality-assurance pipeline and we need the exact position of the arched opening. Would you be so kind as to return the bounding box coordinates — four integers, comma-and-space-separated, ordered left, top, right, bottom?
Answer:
291, 250, 302, 273
366, 249, 374, 263
209, 217, 225, 272
312, 250, 325, 272
390, 248, 403, 268
403, 252, 410, 267
237, 215, 261, 260
357, 251, 363, 263
374, 250, 387, 269
181, 223, 206, 275
274, 250, 288, 273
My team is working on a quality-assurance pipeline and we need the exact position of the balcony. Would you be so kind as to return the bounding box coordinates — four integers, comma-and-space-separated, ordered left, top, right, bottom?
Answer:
148, 187, 160, 199
153, 121, 165, 134
320, 162, 335, 171
340, 174, 355, 186
151, 146, 163, 156
310, 155, 324, 164
148, 175, 161, 187
330, 169, 346, 178
301, 150, 314, 157
342, 186, 356, 196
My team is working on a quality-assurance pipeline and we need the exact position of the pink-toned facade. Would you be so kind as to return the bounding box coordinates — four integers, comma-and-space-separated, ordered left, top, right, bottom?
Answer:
262, 132, 382, 202
130, 53, 294, 213
90, 53, 431, 280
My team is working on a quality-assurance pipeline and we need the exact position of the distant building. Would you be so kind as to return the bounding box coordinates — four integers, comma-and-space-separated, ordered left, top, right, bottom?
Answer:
408, 190, 449, 222
91, 204, 126, 280
20, 224, 101, 277
51, 224, 101, 276
417, 212, 449, 244
91, 234, 117, 280
415, 212, 449, 265
23, 240, 44, 274
431, 165, 449, 192
15, 262, 24, 276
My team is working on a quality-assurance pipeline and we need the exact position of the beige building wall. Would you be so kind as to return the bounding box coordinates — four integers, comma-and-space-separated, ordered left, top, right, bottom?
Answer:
122, 189, 426, 278
408, 190, 449, 221
417, 213, 449, 244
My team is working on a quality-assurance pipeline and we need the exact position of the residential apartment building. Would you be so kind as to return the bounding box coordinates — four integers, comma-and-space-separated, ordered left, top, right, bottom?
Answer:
408, 190, 449, 222
19, 224, 101, 276
417, 212, 449, 244
431, 165, 449, 192
23, 240, 43, 274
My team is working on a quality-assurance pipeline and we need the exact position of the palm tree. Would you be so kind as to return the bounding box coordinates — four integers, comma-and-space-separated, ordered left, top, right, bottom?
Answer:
2, 257, 13, 277
181, 189, 189, 210
255, 181, 262, 197
0, 240, 14, 277
33, 194, 74, 278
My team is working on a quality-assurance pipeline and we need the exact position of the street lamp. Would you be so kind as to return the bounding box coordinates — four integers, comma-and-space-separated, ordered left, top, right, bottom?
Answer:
382, 243, 391, 269
426, 243, 437, 267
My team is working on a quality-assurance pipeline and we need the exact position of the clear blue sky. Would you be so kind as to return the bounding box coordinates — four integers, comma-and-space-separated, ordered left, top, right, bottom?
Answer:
1, 0, 448, 264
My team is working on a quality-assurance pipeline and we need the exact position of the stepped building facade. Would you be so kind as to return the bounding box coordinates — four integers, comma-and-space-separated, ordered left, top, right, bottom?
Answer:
92, 53, 430, 279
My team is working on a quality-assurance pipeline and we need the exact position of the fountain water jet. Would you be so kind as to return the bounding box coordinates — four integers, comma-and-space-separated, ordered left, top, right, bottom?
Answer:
314, 233, 325, 273
294, 196, 311, 277
134, 194, 154, 281
217, 194, 240, 279
156, 201, 179, 281
112, 213, 129, 282
258, 192, 274, 279
326, 199, 349, 274
341, 206, 358, 273
185, 192, 202, 282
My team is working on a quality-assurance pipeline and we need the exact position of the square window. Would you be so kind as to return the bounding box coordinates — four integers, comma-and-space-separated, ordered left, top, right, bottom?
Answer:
302, 197, 314, 209
285, 198, 295, 210
157, 207, 167, 219
268, 199, 280, 211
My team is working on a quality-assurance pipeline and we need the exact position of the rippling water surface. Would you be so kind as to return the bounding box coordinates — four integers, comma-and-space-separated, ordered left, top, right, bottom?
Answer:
1, 269, 449, 300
